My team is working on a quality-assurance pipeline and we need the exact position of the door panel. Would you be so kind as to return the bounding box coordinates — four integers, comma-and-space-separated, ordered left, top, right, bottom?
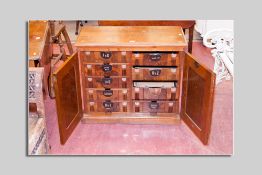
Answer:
181, 52, 215, 145
53, 52, 82, 145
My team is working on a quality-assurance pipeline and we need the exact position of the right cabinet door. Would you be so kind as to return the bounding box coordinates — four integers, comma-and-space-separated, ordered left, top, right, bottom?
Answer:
181, 52, 216, 145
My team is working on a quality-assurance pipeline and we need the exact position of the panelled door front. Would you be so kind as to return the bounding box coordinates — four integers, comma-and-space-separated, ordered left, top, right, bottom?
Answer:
181, 52, 216, 145
53, 52, 82, 145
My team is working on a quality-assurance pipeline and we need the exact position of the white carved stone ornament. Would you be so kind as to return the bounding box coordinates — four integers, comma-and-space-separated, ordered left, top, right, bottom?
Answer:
203, 29, 234, 84
28, 67, 50, 155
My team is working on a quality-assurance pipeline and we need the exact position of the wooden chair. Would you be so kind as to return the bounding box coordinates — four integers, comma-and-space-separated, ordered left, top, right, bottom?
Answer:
48, 22, 74, 98
29, 21, 52, 98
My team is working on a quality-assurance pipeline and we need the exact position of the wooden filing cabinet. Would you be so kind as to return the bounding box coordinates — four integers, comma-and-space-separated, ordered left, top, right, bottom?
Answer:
53, 26, 216, 145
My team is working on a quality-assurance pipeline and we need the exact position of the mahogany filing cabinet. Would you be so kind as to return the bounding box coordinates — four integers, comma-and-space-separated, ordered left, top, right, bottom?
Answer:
53, 26, 216, 145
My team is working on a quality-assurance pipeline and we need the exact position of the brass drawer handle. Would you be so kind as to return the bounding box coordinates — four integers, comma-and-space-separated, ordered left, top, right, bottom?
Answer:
102, 64, 112, 72
102, 77, 112, 85
149, 101, 159, 109
149, 53, 161, 61
103, 89, 113, 97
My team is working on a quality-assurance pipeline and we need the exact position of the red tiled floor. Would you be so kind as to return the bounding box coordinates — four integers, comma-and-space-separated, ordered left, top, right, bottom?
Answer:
45, 42, 233, 155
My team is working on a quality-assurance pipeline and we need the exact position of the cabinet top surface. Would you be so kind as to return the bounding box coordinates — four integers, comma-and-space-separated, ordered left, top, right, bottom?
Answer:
75, 26, 187, 51
28, 20, 49, 60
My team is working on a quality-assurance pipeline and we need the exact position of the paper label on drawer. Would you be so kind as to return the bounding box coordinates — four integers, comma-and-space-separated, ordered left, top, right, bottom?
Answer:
149, 53, 161, 61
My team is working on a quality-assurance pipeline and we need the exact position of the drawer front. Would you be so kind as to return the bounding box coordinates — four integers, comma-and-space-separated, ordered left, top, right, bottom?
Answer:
132, 87, 177, 100
132, 101, 178, 113
86, 101, 130, 112
132, 52, 179, 66
80, 51, 130, 63
132, 67, 178, 81
85, 77, 130, 88
87, 89, 130, 101
84, 63, 130, 76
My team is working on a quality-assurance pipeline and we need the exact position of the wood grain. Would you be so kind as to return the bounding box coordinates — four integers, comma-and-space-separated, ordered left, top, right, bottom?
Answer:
132, 100, 178, 113
75, 26, 187, 51
82, 112, 181, 125
28, 20, 50, 61
181, 52, 216, 145
132, 67, 178, 81
85, 76, 131, 89
86, 88, 130, 101
80, 51, 131, 63
132, 87, 176, 100
53, 52, 82, 145
83, 63, 131, 77
132, 52, 179, 66
98, 20, 195, 53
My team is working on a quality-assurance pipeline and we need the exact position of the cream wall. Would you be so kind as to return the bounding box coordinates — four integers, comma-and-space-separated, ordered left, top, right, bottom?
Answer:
195, 20, 234, 37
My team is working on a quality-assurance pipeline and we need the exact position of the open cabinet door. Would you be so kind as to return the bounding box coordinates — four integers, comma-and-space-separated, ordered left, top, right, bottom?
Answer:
181, 52, 216, 145
53, 52, 82, 145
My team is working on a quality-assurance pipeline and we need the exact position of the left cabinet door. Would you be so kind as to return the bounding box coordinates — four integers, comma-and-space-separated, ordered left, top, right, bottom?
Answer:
53, 52, 82, 145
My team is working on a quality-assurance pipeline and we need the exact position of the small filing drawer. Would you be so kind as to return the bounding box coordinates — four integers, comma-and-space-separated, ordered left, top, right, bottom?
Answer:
132, 87, 177, 100
86, 89, 130, 101
84, 63, 130, 76
85, 77, 130, 88
80, 51, 130, 63
132, 82, 177, 100
132, 67, 178, 81
86, 101, 130, 112
132, 100, 178, 113
132, 52, 179, 66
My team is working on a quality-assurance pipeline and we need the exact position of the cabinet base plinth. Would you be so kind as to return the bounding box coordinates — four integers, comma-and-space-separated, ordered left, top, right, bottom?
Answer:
81, 113, 180, 125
